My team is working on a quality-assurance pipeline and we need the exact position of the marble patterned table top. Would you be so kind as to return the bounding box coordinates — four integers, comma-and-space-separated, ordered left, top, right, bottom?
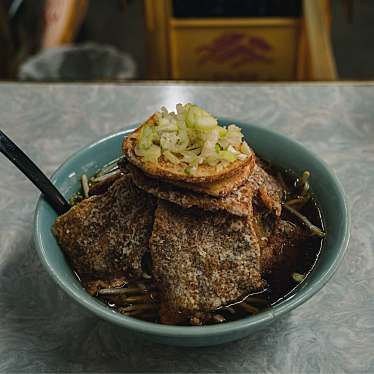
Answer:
0, 82, 373, 373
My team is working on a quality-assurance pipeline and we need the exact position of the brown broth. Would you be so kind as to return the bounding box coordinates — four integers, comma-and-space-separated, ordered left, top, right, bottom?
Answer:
251, 163, 324, 306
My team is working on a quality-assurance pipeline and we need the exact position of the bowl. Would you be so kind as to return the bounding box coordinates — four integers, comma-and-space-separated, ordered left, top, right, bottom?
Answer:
34, 120, 350, 347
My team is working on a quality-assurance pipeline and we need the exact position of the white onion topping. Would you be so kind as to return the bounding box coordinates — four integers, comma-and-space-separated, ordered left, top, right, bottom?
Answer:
135, 104, 249, 175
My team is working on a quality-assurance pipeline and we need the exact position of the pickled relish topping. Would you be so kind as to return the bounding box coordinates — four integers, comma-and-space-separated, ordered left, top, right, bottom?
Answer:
134, 104, 250, 175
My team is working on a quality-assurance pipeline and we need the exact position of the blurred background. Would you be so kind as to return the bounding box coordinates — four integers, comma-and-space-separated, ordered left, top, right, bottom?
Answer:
0, 0, 371, 82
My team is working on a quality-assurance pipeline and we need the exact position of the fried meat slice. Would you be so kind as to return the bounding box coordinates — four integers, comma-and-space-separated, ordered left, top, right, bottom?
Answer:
149, 200, 265, 318
53, 175, 156, 279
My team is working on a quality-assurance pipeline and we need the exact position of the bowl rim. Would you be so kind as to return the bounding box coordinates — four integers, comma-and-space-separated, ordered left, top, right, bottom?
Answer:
34, 120, 350, 338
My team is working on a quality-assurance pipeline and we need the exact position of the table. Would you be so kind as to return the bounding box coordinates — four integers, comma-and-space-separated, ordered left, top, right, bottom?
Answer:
0, 82, 373, 373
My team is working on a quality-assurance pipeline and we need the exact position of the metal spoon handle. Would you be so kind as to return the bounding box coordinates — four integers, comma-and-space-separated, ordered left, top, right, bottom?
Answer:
0, 130, 70, 215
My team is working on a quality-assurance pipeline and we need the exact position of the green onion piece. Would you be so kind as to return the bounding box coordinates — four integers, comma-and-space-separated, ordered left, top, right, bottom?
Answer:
292, 272, 305, 283
218, 150, 237, 162
186, 105, 217, 129
139, 126, 154, 150
240, 141, 251, 155
142, 144, 161, 163
184, 166, 197, 176
163, 150, 180, 164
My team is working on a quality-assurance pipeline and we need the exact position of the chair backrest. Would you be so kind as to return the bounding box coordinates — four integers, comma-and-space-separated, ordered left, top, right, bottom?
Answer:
298, 0, 337, 81
144, 0, 338, 81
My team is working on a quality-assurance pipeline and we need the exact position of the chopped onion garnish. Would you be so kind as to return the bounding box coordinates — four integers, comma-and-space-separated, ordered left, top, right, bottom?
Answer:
136, 104, 250, 174
163, 150, 180, 164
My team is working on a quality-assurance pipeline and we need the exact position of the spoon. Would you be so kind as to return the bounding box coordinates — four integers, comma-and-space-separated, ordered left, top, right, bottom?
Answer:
0, 130, 71, 215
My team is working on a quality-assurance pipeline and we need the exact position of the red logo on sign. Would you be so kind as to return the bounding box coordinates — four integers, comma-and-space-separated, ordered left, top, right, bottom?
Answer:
196, 32, 273, 68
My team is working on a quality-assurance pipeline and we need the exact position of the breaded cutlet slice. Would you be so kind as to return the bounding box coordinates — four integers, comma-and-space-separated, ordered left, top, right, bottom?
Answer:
128, 162, 283, 218
149, 200, 265, 316
53, 175, 156, 280
123, 115, 256, 193
156, 158, 255, 197
128, 163, 253, 217
249, 162, 284, 217
261, 220, 309, 274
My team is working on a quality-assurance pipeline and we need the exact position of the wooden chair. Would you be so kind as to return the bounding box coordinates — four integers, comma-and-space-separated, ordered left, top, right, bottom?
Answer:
144, 0, 337, 81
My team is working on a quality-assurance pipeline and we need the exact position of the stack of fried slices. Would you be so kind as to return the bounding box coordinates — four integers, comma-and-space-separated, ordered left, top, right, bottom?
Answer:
53, 116, 306, 324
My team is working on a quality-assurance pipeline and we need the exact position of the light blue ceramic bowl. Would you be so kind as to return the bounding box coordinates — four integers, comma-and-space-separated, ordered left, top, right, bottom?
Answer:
34, 120, 350, 347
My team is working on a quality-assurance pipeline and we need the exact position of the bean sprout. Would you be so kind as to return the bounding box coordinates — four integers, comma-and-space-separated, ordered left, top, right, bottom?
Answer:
284, 203, 326, 238
81, 174, 89, 198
